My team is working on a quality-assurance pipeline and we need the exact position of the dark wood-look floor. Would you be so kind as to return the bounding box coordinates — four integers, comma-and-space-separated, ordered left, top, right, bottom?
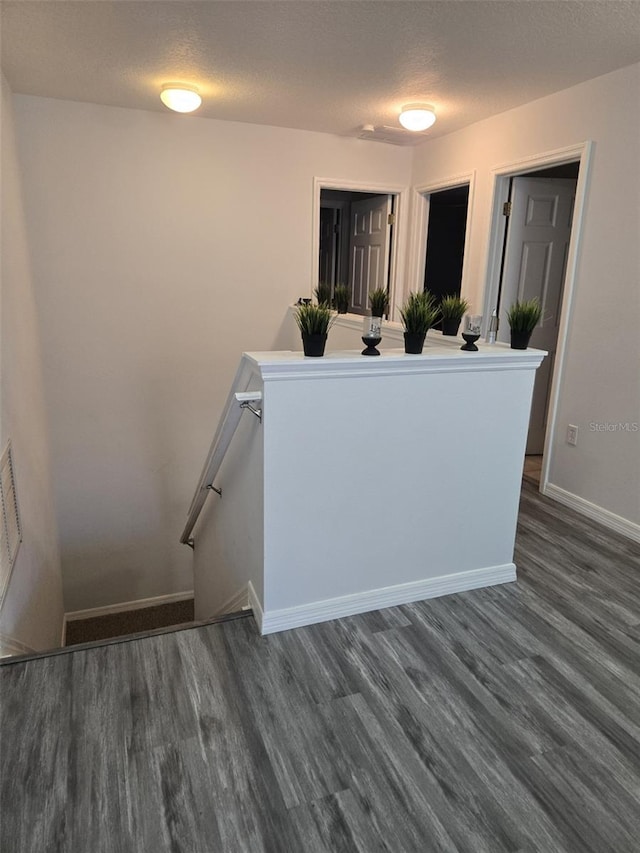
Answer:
2, 483, 640, 852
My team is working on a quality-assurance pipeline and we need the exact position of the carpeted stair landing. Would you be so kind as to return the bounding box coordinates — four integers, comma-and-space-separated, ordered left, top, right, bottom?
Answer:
65, 599, 195, 646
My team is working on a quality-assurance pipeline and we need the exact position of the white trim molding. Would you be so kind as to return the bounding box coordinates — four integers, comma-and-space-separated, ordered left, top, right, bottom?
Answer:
482, 141, 594, 494
215, 585, 250, 617
258, 564, 516, 635
0, 632, 36, 659
409, 171, 476, 299
311, 177, 411, 322
246, 345, 545, 384
64, 590, 194, 622
248, 581, 264, 633
543, 483, 640, 544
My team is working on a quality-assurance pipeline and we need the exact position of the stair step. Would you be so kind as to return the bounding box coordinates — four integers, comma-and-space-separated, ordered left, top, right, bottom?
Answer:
0, 610, 253, 667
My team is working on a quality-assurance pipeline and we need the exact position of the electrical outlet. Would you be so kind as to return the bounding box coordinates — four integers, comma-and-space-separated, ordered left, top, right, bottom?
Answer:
567, 424, 579, 446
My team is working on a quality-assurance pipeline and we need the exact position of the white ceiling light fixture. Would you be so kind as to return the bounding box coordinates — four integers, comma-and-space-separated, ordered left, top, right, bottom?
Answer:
398, 103, 436, 132
160, 83, 202, 113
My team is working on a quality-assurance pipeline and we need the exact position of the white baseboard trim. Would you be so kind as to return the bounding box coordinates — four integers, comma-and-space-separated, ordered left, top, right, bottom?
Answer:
543, 483, 640, 543
64, 590, 195, 623
215, 585, 250, 617
0, 632, 36, 658
258, 564, 516, 636
248, 581, 264, 633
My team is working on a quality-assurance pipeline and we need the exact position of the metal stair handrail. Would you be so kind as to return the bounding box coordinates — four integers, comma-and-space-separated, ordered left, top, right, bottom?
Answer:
180, 356, 261, 545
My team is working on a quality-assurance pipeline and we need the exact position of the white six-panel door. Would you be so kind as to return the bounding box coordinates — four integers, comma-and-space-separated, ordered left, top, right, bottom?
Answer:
498, 177, 576, 454
349, 195, 392, 314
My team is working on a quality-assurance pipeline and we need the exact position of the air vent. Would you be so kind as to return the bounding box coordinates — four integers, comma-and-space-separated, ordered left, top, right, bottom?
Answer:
357, 125, 433, 146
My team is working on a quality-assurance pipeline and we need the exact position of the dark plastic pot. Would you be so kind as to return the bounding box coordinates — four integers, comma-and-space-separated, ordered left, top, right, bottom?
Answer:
441, 318, 462, 336
404, 332, 426, 354
510, 330, 533, 350
301, 332, 328, 357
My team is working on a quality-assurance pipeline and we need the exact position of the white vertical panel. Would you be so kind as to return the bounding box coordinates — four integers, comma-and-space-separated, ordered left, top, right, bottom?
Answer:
348, 195, 392, 313
351, 245, 367, 309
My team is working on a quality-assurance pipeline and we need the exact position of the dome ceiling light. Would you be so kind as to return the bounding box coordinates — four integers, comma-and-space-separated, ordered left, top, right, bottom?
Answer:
160, 84, 202, 113
398, 103, 436, 132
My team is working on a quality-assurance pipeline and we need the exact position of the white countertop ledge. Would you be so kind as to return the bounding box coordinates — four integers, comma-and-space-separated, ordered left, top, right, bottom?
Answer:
244, 344, 547, 381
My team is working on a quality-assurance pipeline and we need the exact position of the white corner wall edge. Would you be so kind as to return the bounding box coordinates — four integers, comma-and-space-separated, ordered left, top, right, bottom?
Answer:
248, 581, 264, 633
543, 483, 640, 543
215, 585, 250, 617
254, 564, 516, 636
0, 632, 36, 659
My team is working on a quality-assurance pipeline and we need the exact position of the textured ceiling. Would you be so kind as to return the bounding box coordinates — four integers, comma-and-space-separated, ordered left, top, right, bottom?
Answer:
2, 1, 640, 140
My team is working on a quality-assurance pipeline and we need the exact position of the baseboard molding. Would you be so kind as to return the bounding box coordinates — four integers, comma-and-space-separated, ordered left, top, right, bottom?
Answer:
543, 483, 640, 543
248, 582, 264, 633
0, 632, 36, 659
64, 590, 195, 623
258, 564, 516, 636
215, 585, 250, 617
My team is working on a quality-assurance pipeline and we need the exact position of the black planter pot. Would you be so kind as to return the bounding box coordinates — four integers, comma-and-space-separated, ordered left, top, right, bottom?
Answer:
510, 330, 533, 350
404, 331, 426, 354
301, 332, 327, 357
441, 318, 462, 336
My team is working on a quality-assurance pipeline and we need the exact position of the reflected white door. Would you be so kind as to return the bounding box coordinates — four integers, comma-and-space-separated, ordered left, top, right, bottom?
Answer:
499, 177, 576, 454
349, 195, 392, 314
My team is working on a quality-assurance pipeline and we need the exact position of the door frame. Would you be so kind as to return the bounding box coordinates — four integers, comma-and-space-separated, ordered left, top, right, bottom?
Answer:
312, 178, 409, 321
408, 171, 476, 298
319, 200, 346, 287
482, 141, 594, 492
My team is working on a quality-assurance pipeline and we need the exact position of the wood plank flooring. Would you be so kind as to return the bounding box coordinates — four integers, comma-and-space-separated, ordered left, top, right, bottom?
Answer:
2, 482, 640, 852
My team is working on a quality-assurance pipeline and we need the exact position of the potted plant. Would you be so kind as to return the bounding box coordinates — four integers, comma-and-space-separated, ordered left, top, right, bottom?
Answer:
368, 288, 389, 320
294, 302, 336, 357
333, 284, 350, 314
439, 294, 470, 336
314, 282, 332, 306
399, 291, 440, 354
507, 298, 542, 349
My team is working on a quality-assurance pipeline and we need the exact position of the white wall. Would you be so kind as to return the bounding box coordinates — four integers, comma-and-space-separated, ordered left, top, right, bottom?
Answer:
0, 75, 64, 650
211, 347, 543, 634
12, 95, 412, 610
411, 63, 640, 528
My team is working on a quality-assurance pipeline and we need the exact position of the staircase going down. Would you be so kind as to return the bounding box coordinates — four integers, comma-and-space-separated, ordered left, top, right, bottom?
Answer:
0, 609, 252, 666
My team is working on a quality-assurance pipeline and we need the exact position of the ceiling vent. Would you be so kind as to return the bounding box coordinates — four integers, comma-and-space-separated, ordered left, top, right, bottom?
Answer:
357, 125, 432, 146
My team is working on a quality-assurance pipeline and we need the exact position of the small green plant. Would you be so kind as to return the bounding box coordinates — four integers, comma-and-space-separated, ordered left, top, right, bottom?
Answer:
314, 282, 332, 306
439, 294, 470, 322
294, 302, 336, 336
333, 284, 350, 314
369, 288, 390, 318
399, 291, 440, 334
507, 298, 542, 333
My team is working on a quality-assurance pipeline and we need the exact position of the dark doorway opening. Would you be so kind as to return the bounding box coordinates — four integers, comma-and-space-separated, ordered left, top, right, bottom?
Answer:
423, 185, 469, 304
